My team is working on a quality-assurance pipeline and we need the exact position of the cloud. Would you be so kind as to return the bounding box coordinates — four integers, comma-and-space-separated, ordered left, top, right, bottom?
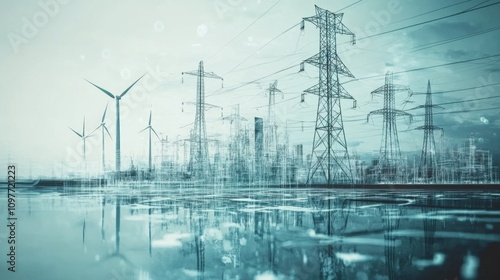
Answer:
408, 21, 480, 45
444, 49, 469, 60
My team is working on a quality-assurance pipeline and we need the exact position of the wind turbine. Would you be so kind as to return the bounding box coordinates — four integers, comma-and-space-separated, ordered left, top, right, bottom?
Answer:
139, 110, 160, 172
69, 117, 91, 162
85, 73, 147, 174
90, 104, 112, 172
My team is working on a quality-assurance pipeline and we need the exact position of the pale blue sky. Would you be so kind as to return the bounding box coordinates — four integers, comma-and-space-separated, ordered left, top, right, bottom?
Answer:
1, 0, 499, 177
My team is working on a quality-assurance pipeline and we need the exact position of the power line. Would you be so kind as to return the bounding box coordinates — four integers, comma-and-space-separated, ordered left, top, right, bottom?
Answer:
209, 64, 299, 96
408, 25, 500, 54
357, 1, 500, 42
207, 0, 281, 62
435, 95, 500, 106
228, 40, 315, 74
381, 0, 471, 27
224, 22, 301, 75
412, 81, 500, 95
335, 0, 365, 13
414, 105, 500, 116
343, 53, 500, 84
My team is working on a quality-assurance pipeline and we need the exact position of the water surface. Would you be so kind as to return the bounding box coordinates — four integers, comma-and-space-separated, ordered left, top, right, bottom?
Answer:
1, 185, 499, 280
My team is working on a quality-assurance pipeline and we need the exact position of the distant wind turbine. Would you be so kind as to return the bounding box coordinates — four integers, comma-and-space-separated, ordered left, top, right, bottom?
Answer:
69, 117, 92, 161
90, 104, 112, 172
85, 73, 147, 174
139, 110, 160, 172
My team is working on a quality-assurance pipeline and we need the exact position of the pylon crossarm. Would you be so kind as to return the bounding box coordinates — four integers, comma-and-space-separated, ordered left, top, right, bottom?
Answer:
415, 125, 443, 131
394, 110, 413, 123
304, 53, 321, 68
392, 84, 411, 92
303, 16, 320, 27
336, 21, 354, 36
304, 83, 320, 95
203, 72, 223, 80
333, 80, 354, 99
334, 53, 355, 78
370, 84, 387, 95
367, 109, 385, 122
181, 70, 198, 76
183, 71, 222, 81
371, 84, 410, 95
406, 105, 426, 111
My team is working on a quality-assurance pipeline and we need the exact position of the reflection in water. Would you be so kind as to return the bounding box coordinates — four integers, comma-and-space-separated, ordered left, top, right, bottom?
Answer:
148, 201, 152, 257
0, 188, 499, 280
82, 211, 87, 245
100, 197, 134, 270
101, 196, 105, 242
423, 196, 437, 259
195, 216, 205, 279
381, 204, 401, 280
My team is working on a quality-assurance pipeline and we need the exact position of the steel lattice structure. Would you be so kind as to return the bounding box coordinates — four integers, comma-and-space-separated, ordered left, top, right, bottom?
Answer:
414, 80, 443, 182
182, 61, 223, 179
303, 5, 356, 185
265, 80, 281, 164
367, 72, 412, 182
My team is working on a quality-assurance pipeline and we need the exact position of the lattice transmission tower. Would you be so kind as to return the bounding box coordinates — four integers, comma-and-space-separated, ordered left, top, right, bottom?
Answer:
367, 72, 412, 183
414, 80, 443, 182
182, 61, 223, 179
266, 80, 281, 163
302, 5, 356, 185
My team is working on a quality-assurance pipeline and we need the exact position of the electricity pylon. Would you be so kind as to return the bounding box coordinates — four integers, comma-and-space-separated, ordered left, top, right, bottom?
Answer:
182, 61, 223, 179
414, 80, 443, 182
266, 80, 280, 162
367, 72, 412, 183
302, 5, 356, 185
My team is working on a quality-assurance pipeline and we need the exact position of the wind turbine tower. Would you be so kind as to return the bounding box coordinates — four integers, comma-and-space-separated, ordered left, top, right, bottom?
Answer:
86, 74, 146, 174
91, 104, 112, 172
182, 61, 223, 179
139, 110, 160, 172
69, 117, 91, 163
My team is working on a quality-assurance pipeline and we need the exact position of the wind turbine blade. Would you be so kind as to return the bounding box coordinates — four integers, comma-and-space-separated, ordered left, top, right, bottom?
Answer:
119, 73, 147, 98
102, 103, 108, 122
89, 125, 101, 137
104, 125, 113, 139
151, 127, 160, 140
138, 127, 149, 134
148, 110, 152, 126
85, 79, 115, 99
69, 127, 83, 138
83, 117, 86, 137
